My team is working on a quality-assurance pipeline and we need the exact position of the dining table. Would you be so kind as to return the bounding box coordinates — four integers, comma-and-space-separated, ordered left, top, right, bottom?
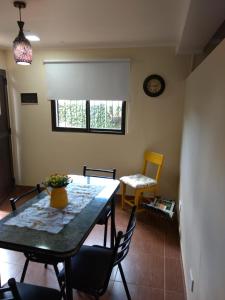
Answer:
0, 174, 120, 300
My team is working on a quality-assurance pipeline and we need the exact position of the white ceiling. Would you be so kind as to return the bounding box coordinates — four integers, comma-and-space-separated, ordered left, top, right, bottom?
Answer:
177, 0, 225, 54
0, 0, 224, 53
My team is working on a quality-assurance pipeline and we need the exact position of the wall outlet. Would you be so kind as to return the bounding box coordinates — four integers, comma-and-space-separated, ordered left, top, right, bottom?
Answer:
189, 269, 194, 292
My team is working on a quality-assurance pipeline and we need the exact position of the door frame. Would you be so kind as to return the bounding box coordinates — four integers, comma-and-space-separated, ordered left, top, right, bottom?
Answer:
0, 69, 15, 189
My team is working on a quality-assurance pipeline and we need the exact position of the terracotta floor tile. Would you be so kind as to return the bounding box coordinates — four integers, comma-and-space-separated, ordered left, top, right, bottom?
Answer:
115, 253, 164, 289
131, 227, 165, 256
0, 249, 25, 265
102, 281, 136, 300
165, 227, 181, 259
165, 290, 186, 300
84, 225, 106, 246
133, 285, 164, 300
18, 261, 61, 289
0, 211, 8, 218
165, 257, 184, 292
102, 281, 164, 300
0, 261, 23, 285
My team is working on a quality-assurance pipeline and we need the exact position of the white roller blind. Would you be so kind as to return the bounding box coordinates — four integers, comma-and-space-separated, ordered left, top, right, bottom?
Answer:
44, 60, 130, 100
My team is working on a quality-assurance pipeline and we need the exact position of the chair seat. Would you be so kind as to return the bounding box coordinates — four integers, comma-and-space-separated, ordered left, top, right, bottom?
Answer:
120, 174, 157, 189
97, 205, 111, 225
59, 245, 114, 293
4, 281, 61, 300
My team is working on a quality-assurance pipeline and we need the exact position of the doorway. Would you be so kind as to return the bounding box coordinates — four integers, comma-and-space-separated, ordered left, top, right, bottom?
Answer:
0, 69, 14, 201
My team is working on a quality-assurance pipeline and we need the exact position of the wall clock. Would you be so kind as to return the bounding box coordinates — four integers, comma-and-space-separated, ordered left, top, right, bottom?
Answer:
143, 74, 165, 97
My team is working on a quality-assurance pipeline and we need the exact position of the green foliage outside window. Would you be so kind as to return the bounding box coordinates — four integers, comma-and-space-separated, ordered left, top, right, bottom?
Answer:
56, 100, 122, 130
90, 101, 122, 129
57, 100, 86, 128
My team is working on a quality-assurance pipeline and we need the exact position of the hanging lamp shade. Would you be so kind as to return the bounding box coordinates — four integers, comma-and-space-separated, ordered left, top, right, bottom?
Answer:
13, 20, 32, 65
13, 1, 32, 65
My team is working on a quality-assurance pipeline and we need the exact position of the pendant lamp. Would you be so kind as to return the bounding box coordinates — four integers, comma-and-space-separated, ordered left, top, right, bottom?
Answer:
13, 1, 32, 65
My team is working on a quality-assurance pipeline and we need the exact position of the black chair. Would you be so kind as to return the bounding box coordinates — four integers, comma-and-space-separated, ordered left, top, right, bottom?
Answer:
0, 277, 61, 300
9, 185, 63, 290
83, 165, 116, 246
59, 206, 137, 300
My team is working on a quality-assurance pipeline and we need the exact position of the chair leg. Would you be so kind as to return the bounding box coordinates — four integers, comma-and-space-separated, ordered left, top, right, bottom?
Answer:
134, 189, 141, 209
103, 218, 108, 247
121, 183, 126, 209
53, 264, 66, 300
118, 263, 131, 300
53, 264, 62, 287
20, 258, 29, 283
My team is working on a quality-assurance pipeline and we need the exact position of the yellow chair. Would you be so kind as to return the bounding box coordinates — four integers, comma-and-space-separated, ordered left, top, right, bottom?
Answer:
120, 151, 164, 210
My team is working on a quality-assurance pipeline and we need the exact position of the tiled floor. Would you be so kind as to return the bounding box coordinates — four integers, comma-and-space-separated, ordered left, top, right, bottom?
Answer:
0, 187, 186, 299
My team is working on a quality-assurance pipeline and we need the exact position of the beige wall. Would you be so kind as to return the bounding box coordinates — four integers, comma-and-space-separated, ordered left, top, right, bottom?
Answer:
180, 40, 225, 300
6, 47, 190, 199
0, 49, 6, 70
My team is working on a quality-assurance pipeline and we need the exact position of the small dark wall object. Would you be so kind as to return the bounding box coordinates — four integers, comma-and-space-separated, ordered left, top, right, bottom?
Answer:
143, 74, 165, 97
21, 93, 38, 104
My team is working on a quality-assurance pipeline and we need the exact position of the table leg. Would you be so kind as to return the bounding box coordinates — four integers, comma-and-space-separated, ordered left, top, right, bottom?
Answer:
64, 257, 73, 300
110, 195, 116, 248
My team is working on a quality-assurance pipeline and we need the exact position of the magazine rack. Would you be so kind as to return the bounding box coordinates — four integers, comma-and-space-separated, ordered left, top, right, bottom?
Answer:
142, 198, 175, 218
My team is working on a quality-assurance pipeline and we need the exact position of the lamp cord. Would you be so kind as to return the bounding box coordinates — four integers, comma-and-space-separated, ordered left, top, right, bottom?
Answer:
19, 7, 22, 22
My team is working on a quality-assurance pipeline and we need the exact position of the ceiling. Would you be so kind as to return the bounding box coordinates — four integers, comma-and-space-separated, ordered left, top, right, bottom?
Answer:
0, 0, 224, 53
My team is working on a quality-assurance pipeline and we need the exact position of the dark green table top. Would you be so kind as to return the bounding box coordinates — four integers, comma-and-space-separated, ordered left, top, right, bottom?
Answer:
0, 175, 120, 258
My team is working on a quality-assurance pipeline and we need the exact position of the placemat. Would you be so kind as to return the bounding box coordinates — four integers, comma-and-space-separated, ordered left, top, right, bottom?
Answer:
5, 184, 103, 234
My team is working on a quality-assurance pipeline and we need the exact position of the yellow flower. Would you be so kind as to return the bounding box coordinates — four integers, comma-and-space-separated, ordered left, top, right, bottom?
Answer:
43, 173, 71, 188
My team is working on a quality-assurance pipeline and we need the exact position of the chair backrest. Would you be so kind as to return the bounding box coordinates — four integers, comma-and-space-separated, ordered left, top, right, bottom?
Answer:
99, 206, 136, 296
9, 184, 41, 212
83, 165, 116, 179
142, 151, 164, 182
0, 278, 21, 300
114, 205, 136, 265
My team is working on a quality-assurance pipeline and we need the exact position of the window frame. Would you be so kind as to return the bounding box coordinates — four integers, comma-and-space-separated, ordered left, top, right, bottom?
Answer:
51, 100, 126, 135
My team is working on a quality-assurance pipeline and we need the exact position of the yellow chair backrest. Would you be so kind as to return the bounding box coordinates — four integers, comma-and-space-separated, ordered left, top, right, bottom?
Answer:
142, 151, 164, 182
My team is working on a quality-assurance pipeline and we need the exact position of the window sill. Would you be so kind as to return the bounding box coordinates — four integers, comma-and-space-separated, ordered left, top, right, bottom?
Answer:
52, 127, 125, 135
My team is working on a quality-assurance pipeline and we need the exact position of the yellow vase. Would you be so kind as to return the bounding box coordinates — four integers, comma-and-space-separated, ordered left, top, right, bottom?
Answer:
48, 187, 68, 209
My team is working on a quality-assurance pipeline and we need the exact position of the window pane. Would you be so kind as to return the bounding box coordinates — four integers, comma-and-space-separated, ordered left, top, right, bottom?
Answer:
52, 99, 125, 134
90, 100, 122, 130
56, 100, 86, 128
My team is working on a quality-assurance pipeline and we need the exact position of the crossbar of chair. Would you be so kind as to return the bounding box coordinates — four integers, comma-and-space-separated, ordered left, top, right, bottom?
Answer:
83, 166, 116, 179
9, 184, 41, 211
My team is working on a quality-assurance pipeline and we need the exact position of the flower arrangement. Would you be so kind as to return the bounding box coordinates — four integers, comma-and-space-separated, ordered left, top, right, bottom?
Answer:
43, 174, 71, 188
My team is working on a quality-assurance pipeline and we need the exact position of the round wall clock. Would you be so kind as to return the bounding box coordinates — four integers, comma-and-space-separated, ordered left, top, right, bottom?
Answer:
143, 74, 165, 97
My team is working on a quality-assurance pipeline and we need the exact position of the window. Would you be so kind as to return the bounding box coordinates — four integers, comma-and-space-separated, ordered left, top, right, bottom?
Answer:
51, 100, 126, 134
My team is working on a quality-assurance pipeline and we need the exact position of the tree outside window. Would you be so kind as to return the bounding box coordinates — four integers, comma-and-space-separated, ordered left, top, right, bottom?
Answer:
51, 100, 126, 135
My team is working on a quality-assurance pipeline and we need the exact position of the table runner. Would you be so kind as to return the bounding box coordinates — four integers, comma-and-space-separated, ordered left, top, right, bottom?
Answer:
4, 183, 103, 234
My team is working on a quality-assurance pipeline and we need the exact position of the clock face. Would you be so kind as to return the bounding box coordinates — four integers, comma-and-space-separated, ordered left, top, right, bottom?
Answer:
143, 74, 165, 97
147, 79, 161, 93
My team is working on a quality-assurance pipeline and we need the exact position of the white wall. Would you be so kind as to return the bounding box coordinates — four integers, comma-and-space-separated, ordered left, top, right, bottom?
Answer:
180, 40, 225, 300
6, 47, 190, 199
